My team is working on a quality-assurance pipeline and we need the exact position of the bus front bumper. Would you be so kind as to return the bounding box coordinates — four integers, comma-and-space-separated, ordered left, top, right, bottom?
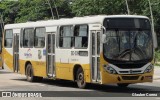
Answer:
101, 72, 153, 84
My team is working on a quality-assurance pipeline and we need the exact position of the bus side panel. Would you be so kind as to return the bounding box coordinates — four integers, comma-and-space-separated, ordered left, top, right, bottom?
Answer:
32, 48, 47, 77
19, 48, 27, 75
32, 61, 46, 77
56, 63, 74, 80
19, 48, 47, 77
55, 63, 91, 82
55, 48, 91, 82
3, 48, 13, 70
18, 59, 47, 77
19, 59, 25, 74
81, 64, 91, 83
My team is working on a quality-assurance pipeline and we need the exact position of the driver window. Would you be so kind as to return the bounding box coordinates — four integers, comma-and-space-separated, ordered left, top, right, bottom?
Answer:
104, 31, 119, 58
137, 31, 148, 47
136, 31, 152, 58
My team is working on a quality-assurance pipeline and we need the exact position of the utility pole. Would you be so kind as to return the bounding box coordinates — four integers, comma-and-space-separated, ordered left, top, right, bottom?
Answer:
125, 0, 130, 14
148, 0, 157, 48
46, 0, 54, 19
148, 0, 154, 34
0, 12, 4, 34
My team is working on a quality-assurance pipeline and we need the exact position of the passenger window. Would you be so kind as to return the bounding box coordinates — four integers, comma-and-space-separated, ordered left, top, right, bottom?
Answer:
23, 28, 34, 47
59, 26, 73, 48
35, 28, 45, 48
4, 30, 13, 48
74, 25, 88, 48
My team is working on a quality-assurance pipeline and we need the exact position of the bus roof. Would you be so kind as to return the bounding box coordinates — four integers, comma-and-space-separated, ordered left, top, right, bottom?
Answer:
4, 15, 149, 29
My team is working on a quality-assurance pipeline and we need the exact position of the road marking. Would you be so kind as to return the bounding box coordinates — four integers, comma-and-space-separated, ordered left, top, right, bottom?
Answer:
154, 80, 160, 82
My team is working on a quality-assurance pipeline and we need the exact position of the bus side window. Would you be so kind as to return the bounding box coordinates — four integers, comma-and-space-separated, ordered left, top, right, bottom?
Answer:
59, 26, 73, 48
34, 27, 45, 48
23, 28, 34, 48
4, 29, 13, 48
74, 25, 88, 48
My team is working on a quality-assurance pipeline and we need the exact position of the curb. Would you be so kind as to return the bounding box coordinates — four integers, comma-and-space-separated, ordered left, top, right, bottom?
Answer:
154, 66, 160, 80
154, 75, 160, 80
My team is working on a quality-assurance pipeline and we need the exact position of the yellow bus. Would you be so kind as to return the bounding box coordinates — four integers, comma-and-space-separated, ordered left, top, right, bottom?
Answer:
3, 15, 156, 88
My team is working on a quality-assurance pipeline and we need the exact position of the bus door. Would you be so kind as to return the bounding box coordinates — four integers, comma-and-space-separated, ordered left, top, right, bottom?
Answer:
91, 31, 101, 82
13, 33, 19, 72
46, 33, 55, 77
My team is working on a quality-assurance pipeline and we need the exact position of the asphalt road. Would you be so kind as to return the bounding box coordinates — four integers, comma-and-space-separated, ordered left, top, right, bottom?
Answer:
0, 66, 160, 100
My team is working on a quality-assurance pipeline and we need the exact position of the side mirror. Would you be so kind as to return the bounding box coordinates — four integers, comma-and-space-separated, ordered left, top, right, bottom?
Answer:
102, 26, 107, 43
153, 32, 158, 49
102, 34, 106, 43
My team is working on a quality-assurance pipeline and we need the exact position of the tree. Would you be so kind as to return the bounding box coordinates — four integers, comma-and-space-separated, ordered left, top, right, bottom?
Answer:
15, 0, 73, 22
139, 0, 160, 35
71, 0, 128, 16
0, 0, 20, 24
0, 0, 73, 23
51, 0, 74, 18
15, 0, 50, 22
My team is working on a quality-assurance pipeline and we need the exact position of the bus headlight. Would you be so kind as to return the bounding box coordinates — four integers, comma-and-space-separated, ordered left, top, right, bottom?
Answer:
104, 65, 117, 74
144, 64, 154, 73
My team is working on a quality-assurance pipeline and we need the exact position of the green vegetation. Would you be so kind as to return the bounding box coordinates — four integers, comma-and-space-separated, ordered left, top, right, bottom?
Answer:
0, 0, 158, 28
0, 0, 73, 23
71, 0, 160, 35
155, 36, 160, 65
155, 63, 160, 67
0, 0, 160, 35
155, 50, 160, 61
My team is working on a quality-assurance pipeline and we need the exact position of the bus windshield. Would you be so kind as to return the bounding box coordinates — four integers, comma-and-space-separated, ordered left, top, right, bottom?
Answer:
103, 18, 153, 62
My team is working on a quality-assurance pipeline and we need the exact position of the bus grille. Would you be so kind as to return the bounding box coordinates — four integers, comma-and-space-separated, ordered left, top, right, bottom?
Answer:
121, 76, 139, 80
119, 70, 142, 74
114, 63, 146, 69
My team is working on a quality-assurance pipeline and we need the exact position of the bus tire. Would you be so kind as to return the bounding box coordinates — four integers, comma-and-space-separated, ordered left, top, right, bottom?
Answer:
117, 83, 129, 87
26, 64, 37, 82
76, 67, 86, 89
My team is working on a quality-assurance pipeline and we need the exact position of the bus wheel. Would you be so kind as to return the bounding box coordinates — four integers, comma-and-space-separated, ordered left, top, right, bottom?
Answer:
26, 64, 36, 82
117, 83, 129, 87
76, 67, 86, 89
